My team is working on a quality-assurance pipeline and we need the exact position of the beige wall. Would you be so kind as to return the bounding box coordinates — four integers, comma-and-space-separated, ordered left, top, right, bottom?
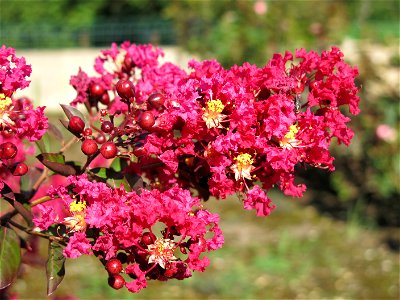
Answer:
14, 47, 195, 111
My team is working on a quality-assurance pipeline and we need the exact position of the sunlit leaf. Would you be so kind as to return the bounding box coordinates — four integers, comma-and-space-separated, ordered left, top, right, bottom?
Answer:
37, 153, 65, 164
110, 157, 128, 172
0, 226, 21, 289
46, 241, 66, 296
90, 167, 123, 180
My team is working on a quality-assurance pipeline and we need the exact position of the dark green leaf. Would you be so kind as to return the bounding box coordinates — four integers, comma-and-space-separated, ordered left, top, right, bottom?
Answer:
1, 182, 15, 202
13, 203, 33, 227
0, 226, 21, 289
41, 161, 77, 176
46, 241, 66, 296
59, 119, 70, 132
124, 173, 143, 192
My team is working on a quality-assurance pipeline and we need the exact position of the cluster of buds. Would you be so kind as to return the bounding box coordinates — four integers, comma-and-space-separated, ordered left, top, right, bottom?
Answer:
0, 42, 360, 294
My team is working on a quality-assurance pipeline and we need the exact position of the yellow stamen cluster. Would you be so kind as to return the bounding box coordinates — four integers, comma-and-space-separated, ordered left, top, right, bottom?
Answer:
206, 99, 224, 113
0, 93, 12, 111
62, 200, 87, 232
202, 99, 227, 129
231, 153, 255, 181
234, 153, 254, 167
280, 124, 301, 149
69, 200, 87, 213
284, 124, 299, 140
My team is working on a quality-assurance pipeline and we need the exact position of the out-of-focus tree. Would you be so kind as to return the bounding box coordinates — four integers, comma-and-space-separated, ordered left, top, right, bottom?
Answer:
164, 0, 399, 67
164, 0, 349, 66
0, 0, 171, 48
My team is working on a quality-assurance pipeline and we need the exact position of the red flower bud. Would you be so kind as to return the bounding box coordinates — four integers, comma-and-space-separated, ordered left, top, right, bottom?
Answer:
100, 142, 117, 159
116, 79, 135, 100
68, 116, 85, 134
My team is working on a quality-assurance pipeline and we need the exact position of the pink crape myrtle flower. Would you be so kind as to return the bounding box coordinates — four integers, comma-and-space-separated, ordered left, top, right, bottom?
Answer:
33, 174, 223, 292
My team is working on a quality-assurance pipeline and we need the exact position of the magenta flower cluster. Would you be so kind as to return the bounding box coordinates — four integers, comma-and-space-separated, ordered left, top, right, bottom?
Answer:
0, 46, 48, 183
70, 42, 360, 216
34, 174, 222, 292
0, 42, 360, 294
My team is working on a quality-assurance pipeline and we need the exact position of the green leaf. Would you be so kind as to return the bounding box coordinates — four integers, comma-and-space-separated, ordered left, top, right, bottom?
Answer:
0, 226, 21, 289
46, 241, 66, 296
35, 138, 48, 154
89, 167, 124, 180
37, 153, 65, 164
110, 157, 128, 172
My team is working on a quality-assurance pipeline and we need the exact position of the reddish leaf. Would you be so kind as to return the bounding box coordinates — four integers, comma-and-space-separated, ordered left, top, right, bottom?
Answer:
60, 104, 86, 123
37, 153, 76, 176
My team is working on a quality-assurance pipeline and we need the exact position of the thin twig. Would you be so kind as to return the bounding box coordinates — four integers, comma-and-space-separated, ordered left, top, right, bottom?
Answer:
32, 167, 49, 190
8, 219, 64, 243
59, 136, 79, 153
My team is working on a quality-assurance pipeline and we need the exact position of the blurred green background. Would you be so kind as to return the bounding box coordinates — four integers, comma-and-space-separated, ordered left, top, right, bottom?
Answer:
1, 0, 399, 299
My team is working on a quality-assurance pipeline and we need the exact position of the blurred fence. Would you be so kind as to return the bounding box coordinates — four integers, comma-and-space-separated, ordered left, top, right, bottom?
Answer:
1, 16, 177, 49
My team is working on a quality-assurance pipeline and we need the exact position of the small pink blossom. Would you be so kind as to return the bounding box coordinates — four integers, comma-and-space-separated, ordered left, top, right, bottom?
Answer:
376, 124, 397, 142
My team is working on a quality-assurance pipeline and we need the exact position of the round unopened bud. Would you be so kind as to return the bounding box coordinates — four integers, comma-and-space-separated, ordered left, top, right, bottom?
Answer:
13, 162, 28, 176
105, 258, 123, 275
108, 274, 125, 290
0, 142, 17, 159
100, 142, 118, 159
81, 139, 98, 156
148, 92, 165, 110
68, 116, 85, 134
101, 121, 114, 133
90, 83, 105, 98
141, 232, 156, 245
138, 111, 155, 130
116, 79, 135, 100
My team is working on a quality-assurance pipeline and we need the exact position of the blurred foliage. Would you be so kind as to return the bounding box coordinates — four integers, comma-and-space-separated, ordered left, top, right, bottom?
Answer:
0, 0, 175, 47
165, 0, 399, 67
